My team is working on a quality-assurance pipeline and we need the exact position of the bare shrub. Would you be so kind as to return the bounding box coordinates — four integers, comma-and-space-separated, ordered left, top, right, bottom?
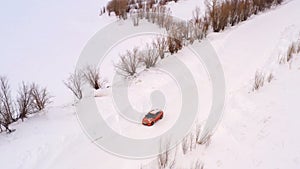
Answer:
153, 36, 168, 59
115, 47, 141, 77
191, 7, 209, 41
218, 1, 230, 31
0, 101, 15, 133
17, 82, 34, 121
169, 21, 185, 38
181, 131, 198, 153
164, 11, 173, 31
140, 44, 160, 68
131, 12, 140, 26
82, 65, 106, 90
279, 41, 300, 64
181, 135, 189, 155
138, 8, 145, 19
239, 0, 251, 22
252, 0, 265, 14
149, 9, 157, 23
178, 21, 191, 46
158, 138, 177, 169
0, 76, 16, 133
201, 15, 210, 38
207, 0, 230, 32
195, 123, 202, 143
192, 7, 202, 25
267, 73, 274, 83
198, 131, 212, 147
206, 0, 221, 32
107, 0, 128, 19
157, 6, 168, 28
189, 132, 195, 151
278, 54, 286, 64
64, 71, 84, 100
190, 159, 204, 169
287, 43, 296, 62
275, 0, 283, 5
30, 83, 52, 112
167, 26, 183, 55
252, 71, 265, 91
158, 139, 170, 169
228, 0, 238, 26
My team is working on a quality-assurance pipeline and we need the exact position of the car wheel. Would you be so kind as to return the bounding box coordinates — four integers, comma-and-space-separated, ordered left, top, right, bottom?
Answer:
160, 114, 163, 119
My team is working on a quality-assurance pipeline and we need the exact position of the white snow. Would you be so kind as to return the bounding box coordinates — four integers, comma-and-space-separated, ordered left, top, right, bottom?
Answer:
1, 0, 300, 169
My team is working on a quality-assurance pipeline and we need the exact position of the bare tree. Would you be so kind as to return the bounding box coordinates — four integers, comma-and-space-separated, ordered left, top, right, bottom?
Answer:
181, 135, 189, 155
131, 12, 140, 26
153, 36, 168, 59
198, 130, 211, 145
115, 47, 141, 77
164, 10, 173, 31
0, 102, 14, 133
190, 159, 204, 169
82, 66, 106, 90
218, 1, 230, 31
197, 15, 209, 40
287, 43, 296, 62
0, 76, 15, 132
157, 6, 168, 28
167, 35, 182, 55
17, 82, 34, 121
157, 138, 177, 169
107, 0, 128, 19
140, 44, 160, 68
192, 6, 202, 25
189, 132, 195, 151
267, 73, 274, 83
206, 0, 221, 32
252, 71, 265, 91
195, 123, 202, 143
31, 83, 52, 112
64, 71, 84, 100
167, 24, 183, 54
228, 0, 238, 26
177, 21, 190, 46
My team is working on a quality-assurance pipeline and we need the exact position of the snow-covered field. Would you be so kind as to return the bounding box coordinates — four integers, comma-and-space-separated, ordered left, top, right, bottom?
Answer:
1, 0, 300, 169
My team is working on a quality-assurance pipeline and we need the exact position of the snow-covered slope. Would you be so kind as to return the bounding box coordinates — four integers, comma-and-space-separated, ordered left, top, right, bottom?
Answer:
1, 0, 300, 169
0, 0, 113, 105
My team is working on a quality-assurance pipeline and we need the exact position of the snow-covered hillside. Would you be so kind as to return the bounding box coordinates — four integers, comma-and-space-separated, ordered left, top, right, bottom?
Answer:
1, 0, 300, 169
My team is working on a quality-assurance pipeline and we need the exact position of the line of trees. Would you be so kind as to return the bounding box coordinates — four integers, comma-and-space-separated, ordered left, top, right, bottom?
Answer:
106, 0, 283, 33
114, 5, 210, 77
112, 0, 283, 78
206, 0, 283, 32
106, 0, 180, 19
0, 76, 52, 133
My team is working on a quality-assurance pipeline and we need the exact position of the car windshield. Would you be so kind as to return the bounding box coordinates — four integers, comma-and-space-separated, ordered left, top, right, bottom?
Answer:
145, 113, 156, 118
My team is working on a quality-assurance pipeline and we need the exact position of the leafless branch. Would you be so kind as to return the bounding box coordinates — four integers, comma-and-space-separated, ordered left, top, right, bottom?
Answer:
31, 83, 52, 111
82, 65, 106, 90
64, 71, 84, 100
115, 47, 140, 77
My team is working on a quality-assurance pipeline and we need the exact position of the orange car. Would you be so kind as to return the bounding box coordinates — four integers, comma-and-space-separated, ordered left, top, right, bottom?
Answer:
142, 109, 164, 126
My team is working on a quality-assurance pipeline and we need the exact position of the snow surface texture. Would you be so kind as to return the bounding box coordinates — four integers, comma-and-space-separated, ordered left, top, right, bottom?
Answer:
1, 0, 300, 169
